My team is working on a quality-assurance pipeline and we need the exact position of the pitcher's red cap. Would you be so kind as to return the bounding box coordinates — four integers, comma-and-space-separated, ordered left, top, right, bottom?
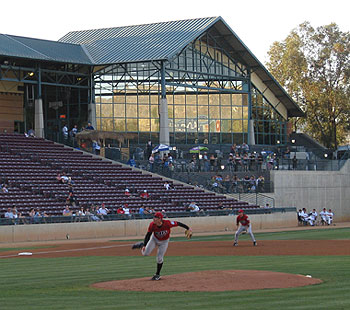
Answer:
154, 212, 163, 219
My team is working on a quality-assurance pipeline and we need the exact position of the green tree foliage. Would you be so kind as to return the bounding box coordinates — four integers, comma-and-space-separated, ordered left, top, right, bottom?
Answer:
267, 22, 350, 149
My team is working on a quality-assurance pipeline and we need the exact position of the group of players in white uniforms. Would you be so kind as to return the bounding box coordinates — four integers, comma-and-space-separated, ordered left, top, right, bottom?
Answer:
298, 207, 334, 226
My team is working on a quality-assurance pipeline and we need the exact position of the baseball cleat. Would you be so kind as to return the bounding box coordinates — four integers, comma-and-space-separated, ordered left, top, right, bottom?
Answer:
151, 274, 161, 281
131, 242, 144, 250
233, 242, 238, 246
253, 241, 257, 246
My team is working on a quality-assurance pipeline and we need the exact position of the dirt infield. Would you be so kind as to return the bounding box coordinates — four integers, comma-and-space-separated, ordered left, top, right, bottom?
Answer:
2, 239, 350, 258
92, 270, 322, 292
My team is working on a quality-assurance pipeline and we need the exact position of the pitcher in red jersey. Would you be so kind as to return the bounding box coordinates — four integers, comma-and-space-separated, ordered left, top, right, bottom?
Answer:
135, 212, 191, 281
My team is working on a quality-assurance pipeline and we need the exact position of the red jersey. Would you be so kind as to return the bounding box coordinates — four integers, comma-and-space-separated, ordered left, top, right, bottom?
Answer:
236, 214, 250, 226
147, 219, 179, 241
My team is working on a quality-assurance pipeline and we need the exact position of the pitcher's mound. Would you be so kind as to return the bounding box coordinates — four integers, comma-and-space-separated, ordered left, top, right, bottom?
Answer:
92, 270, 322, 292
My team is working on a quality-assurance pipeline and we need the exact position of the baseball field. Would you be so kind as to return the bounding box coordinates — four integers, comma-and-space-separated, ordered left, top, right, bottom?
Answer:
1, 226, 350, 310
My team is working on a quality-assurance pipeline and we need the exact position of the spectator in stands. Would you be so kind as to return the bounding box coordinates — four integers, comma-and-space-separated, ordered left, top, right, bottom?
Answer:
139, 205, 145, 218
122, 204, 131, 218
203, 152, 209, 172
98, 203, 110, 220
90, 205, 101, 221
242, 153, 249, 172
117, 206, 125, 217
92, 140, 101, 155
60, 172, 69, 184
146, 140, 153, 160
241, 142, 249, 154
188, 201, 200, 213
85, 122, 94, 130
1, 184, 8, 193
66, 192, 77, 207
140, 190, 150, 200
124, 188, 131, 197
232, 174, 239, 193
144, 206, 154, 215
27, 128, 35, 137
256, 175, 265, 192
209, 154, 216, 171
4, 208, 15, 224
164, 181, 174, 191
70, 124, 78, 138
62, 205, 72, 217
74, 207, 86, 222
149, 153, 155, 172
62, 124, 69, 140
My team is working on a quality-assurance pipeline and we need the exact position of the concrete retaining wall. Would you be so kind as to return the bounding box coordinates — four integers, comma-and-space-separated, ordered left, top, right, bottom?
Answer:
0, 211, 296, 243
271, 161, 350, 221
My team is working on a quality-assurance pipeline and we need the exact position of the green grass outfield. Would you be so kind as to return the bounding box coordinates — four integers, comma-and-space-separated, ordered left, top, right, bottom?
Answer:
1, 228, 350, 310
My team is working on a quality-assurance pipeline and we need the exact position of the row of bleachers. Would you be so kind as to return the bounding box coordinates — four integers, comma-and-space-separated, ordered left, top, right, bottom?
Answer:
0, 133, 259, 218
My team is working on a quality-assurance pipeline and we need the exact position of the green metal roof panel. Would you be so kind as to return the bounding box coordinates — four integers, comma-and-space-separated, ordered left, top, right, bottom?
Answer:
0, 34, 93, 64
59, 17, 219, 64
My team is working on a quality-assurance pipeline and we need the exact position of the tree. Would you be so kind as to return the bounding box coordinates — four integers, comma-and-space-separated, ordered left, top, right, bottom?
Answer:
266, 22, 350, 149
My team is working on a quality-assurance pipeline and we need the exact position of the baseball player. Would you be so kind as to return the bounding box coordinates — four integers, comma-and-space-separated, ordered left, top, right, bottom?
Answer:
233, 209, 257, 246
132, 212, 192, 280
320, 208, 328, 225
326, 209, 334, 225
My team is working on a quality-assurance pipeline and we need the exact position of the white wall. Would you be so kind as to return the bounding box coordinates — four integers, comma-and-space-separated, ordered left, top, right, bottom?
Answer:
271, 161, 350, 221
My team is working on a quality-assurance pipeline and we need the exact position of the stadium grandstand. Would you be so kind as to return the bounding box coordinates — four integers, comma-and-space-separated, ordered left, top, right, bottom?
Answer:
1, 17, 349, 237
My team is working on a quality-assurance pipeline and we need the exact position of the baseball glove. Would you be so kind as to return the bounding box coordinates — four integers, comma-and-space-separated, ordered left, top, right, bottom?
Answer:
185, 229, 193, 239
131, 241, 144, 249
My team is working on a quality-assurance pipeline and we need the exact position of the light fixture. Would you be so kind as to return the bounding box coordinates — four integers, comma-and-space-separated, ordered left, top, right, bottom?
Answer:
198, 154, 203, 159
28, 72, 34, 77
277, 140, 280, 144
220, 165, 225, 170
291, 139, 296, 144
324, 153, 328, 158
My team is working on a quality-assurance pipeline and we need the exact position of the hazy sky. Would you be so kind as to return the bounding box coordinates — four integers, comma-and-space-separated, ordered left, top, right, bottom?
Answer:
1, 0, 349, 63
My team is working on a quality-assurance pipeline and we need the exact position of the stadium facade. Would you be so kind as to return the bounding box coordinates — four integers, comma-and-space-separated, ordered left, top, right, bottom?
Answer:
0, 17, 303, 146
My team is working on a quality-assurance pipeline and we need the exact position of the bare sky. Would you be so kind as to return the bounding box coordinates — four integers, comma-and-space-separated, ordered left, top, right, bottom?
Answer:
1, 0, 349, 63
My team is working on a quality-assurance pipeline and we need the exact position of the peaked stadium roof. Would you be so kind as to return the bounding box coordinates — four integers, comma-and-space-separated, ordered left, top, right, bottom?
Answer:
0, 34, 92, 64
0, 17, 303, 117
59, 17, 218, 64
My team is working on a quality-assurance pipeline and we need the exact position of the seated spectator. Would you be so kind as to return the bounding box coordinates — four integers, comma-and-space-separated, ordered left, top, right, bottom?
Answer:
140, 190, 150, 199
62, 205, 72, 217
60, 172, 69, 184
124, 188, 131, 197
138, 205, 145, 218
4, 207, 15, 224
122, 204, 131, 217
188, 202, 200, 212
98, 203, 109, 219
85, 122, 94, 130
27, 128, 35, 137
56, 173, 62, 183
90, 205, 101, 221
117, 206, 125, 216
1, 184, 9, 193
163, 181, 173, 190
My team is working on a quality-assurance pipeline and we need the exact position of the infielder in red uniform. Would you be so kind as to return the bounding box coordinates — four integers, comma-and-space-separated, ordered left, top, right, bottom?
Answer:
132, 212, 192, 280
233, 209, 257, 246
